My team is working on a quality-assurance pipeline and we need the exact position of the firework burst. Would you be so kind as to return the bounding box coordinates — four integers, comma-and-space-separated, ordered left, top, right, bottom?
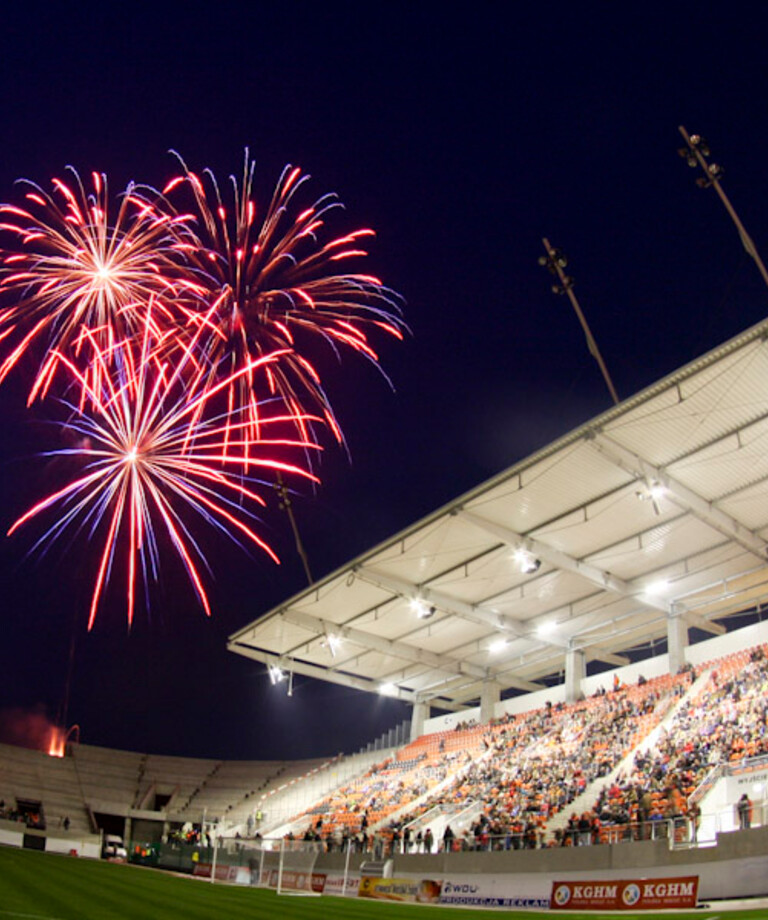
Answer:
162, 151, 406, 445
0, 168, 193, 403
1, 154, 404, 625
8, 310, 321, 627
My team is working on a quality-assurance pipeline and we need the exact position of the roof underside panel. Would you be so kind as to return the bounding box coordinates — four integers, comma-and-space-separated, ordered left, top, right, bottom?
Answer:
229, 320, 768, 710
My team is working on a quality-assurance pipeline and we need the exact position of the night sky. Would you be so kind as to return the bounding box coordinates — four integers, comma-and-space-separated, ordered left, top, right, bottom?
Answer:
2, 6, 768, 760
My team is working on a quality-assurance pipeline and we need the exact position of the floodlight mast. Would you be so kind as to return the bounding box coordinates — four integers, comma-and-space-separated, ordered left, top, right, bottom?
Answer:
539, 238, 620, 405
275, 473, 313, 585
678, 125, 768, 293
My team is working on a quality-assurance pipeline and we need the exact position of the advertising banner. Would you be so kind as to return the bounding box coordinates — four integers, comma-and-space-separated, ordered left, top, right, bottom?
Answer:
192, 863, 251, 884
322, 873, 360, 897
551, 876, 698, 910
440, 876, 549, 909
359, 877, 442, 903
262, 868, 326, 892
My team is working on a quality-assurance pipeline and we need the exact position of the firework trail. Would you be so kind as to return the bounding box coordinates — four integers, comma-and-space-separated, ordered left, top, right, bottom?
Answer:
7, 310, 321, 627
0, 168, 193, 403
162, 151, 406, 446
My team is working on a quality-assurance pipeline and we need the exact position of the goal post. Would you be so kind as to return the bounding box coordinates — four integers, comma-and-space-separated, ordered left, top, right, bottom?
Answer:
274, 838, 322, 896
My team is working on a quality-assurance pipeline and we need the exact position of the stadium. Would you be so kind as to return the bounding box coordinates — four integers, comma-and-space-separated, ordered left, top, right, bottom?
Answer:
4, 315, 768, 917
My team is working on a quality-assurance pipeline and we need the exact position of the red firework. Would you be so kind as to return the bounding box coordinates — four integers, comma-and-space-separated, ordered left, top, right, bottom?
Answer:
161, 151, 406, 445
8, 307, 322, 627
0, 168, 194, 403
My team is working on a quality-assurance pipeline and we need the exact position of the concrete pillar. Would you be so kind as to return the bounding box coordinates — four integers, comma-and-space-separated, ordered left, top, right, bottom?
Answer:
565, 646, 586, 703
480, 680, 500, 723
667, 606, 689, 675
410, 701, 429, 741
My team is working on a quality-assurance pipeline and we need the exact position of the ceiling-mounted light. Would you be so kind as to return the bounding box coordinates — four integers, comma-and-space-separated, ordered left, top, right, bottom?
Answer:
410, 598, 434, 619
268, 664, 286, 685
489, 638, 507, 654
636, 480, 666, 516
379, 682, 397, 697
514, 547, 541, 574
536, 620, 556, 638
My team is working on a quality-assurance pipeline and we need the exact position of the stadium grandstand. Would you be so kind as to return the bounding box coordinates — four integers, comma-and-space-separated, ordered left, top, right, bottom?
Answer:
4, 317, 768, 908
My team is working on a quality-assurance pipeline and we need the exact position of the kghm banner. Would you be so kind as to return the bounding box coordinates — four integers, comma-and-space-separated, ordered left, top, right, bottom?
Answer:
551, 876, 698, 910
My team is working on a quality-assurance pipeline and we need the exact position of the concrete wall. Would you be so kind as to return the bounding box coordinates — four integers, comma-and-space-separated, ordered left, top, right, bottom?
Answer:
373, 827, 768, 900
0, 819, 101, 859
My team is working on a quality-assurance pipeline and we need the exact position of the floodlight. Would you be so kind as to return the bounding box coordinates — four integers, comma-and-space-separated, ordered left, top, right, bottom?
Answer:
410, 598, 428, 617
514, 548, 541, 574
269, 665, 286, 685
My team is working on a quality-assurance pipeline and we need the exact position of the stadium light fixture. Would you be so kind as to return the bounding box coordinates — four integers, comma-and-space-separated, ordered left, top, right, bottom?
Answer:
268, 664, 286, 685
489, 638, 507, 654
636, 480, 666, 516
513, 547, 541, 574
538, 238, 620, 405
379, 682, 397, 697
678, 126, 768, 294
410, 598, 435, 619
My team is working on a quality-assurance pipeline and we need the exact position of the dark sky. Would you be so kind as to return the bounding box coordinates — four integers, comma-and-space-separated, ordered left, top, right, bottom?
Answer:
2, 5, 768, 760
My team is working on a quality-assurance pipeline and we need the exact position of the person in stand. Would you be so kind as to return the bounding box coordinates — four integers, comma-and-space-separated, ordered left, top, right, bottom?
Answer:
415, 829, 423, 852
737, 793, 752, 830
423, 827, 434, 853
442, 824, 455, 853
638, 789, 652, 840
688, 800, 701, 843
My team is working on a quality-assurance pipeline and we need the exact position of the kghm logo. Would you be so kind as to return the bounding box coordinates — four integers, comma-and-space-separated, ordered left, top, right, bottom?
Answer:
622, 883, 641, 906
554, 885, 571, 906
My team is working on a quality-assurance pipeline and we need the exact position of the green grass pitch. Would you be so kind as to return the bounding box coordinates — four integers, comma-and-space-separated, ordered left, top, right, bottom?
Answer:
0, 846, 764, 919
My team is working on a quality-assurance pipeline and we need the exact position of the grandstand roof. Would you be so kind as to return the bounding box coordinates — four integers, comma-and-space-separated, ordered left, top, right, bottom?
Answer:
229, 318, 768, 712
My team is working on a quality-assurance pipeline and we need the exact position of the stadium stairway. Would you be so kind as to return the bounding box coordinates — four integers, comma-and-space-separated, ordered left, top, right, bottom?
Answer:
543, 669, 713, 841
368, 744, 493, 835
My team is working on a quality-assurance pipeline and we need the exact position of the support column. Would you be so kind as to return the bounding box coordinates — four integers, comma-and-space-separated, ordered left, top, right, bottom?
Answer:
667, 605, 689, 675
565, 646, 586, 703
410, 700, 429, 741
480, 680, 500, 724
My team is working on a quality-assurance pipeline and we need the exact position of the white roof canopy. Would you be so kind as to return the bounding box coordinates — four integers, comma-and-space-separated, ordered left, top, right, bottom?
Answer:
229, 319, 768, 712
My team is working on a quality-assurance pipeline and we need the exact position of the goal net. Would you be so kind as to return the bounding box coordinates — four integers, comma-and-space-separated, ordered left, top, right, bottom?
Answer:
277, 839, 322, 896
256, 839, 322, 895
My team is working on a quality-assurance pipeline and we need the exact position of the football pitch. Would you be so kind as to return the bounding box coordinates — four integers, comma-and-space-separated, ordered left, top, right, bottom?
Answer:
1, 846, 765, 920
